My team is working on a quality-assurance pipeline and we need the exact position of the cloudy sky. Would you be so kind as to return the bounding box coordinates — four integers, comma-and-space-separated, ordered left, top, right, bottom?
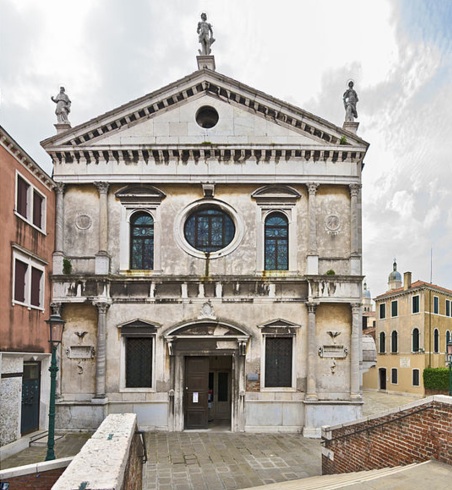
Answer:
1, 0, 451, 299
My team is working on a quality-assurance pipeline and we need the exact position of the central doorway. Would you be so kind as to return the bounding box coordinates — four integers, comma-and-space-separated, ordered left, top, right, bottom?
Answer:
184, 355, 232, 430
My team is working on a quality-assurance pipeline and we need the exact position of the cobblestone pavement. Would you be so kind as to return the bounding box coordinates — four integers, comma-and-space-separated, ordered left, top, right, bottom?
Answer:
143, 432, 321, 490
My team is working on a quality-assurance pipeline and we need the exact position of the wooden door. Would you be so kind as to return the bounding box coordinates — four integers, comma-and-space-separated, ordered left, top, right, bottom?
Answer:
184, 357, 209, 429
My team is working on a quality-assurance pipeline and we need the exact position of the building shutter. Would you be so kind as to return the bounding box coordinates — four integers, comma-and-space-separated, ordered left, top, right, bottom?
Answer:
17, 177, 29, 218
33, 191, 43, 228
30, 267, 42, 306
14, 260, 28, 302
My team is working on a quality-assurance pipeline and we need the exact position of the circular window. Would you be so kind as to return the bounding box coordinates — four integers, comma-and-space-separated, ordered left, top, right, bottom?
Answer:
195, 106, 219, 128
184, 205, 235, 253
174, 200, 245, 259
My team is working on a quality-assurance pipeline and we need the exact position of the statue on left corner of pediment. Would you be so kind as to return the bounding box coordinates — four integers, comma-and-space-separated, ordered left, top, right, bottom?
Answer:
197, 12, 215, 55
51, 86, 71, 124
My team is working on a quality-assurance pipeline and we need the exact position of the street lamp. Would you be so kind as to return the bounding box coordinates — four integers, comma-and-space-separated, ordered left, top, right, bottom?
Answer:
447, 341, 452, 397
45, 313, 65, 461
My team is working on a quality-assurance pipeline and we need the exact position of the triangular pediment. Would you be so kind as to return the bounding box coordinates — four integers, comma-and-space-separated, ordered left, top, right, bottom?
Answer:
41, 69, 369, 153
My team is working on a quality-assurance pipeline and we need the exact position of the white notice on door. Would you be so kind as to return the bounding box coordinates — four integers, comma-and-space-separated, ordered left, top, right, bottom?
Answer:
193, 392, 199, 403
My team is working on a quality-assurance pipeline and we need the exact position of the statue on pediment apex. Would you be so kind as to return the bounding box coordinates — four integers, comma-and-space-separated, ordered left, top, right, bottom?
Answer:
343, 80, 358, 122
197, 13, 215, 55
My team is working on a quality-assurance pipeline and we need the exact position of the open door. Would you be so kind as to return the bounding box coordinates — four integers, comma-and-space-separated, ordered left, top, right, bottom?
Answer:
379, 368, 387, 390
184, 357, 209, 429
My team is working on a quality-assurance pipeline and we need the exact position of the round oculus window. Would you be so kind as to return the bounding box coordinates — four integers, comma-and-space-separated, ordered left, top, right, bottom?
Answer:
195, 105, 219, 129
184, 205, 235, 253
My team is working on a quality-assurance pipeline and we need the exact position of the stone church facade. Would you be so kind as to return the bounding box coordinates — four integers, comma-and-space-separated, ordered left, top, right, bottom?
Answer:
42, 56, 369, 436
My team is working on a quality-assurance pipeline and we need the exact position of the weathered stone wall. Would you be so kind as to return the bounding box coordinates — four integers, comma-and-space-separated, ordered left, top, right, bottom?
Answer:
322, 396, 452, 474
0, 356, 22, 446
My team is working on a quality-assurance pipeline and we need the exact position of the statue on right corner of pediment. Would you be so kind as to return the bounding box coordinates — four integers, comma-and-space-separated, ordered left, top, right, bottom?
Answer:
343, 80, 359, 122
197, 13, 215, 55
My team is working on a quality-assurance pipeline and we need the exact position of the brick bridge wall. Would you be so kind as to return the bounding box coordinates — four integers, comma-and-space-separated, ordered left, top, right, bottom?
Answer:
0, 458, 71, 490
322, 395, 452, 475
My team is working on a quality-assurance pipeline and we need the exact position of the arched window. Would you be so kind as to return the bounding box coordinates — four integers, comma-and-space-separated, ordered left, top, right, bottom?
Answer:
412, 328, 420, 352
379, 332, 386, 354
264, 212, 288, 270
130, 212, 154, 270
434, 328, 439, 353
391, 331, 398, 353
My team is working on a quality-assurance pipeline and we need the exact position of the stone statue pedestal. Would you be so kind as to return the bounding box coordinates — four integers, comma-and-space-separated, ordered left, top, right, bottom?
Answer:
197, 55, 216, 71
54, 123, 71, 134
342, 121, 359, 134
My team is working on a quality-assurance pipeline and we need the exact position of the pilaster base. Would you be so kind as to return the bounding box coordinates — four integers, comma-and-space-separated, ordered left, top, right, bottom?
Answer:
303, 399, 363, 438
91, 396, 109, 405
53, 252, 64, 275
306, 255, 319, 275
95, 252, 110, 275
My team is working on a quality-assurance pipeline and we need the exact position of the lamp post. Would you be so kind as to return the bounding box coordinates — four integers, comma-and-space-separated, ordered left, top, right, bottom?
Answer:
447, 341, 452, 397
45, 313, 65, 461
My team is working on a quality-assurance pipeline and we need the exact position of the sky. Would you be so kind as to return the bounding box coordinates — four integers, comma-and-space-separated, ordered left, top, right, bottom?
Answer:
1, 0, 452, 300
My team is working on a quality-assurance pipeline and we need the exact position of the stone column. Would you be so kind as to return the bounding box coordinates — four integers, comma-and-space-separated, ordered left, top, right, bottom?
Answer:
94, 182, 110, 274
349, 184, 361, 275
306, 183, 319, 274
350, 303, 361, 399
53, 183, 65, 274
93, 302, 110, 401
306, 302, 318, 400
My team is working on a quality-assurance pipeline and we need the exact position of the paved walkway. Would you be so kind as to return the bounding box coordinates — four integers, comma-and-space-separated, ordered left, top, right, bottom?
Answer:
0, 391, 424, 488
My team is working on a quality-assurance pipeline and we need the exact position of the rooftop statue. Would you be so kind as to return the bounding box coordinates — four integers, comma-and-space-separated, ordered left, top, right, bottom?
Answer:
343, 81, 358, 122
51, 86, 71, 124
197, 13, 215, 55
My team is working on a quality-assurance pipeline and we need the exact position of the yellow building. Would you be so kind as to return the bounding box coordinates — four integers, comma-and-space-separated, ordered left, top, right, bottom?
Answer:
363, 261, 452, 395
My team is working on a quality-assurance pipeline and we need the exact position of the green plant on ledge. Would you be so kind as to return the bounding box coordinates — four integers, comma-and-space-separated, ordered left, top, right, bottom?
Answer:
326, 269, 336, 276
339, 136, 347, 145
63, 258, 72, 275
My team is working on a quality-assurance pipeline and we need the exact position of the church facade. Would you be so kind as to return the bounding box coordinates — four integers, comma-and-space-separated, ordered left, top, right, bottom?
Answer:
42, 55, 369, 436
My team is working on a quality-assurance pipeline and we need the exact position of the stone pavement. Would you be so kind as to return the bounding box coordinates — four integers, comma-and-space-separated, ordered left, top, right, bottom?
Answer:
0, 391, 425, 489
144, 432, 320, 490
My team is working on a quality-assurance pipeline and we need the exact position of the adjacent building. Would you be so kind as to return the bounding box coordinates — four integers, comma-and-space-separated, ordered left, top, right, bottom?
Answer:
0, 126, 55, 447
41, 52, 369, 436
363, 261, 452, 395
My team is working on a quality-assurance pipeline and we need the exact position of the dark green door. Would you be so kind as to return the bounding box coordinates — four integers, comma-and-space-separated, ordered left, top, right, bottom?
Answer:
21, 362, 41, 435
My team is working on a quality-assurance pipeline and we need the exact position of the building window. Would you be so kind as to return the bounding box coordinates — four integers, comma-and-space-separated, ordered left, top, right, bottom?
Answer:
265, 336, 293, 387
379, 303, 386, 319
433, 296, 439, 314
15, 173, 46, 232
412, 328, 420, 352
130, 212, 154, 270
12, 251, 45, 309
447, 331, 451, 346
184, 205, 235, 253
391, 331, 398, 353
391, 300, 398, 317
391, 368, 398, 384
125, 337, 153, 388
412, 295, 420, 314
412, 369, 420, 386
379, 332, 386, 354
264, 212, 288, 271
446, 300, 451, 317
434, 328, 439, 353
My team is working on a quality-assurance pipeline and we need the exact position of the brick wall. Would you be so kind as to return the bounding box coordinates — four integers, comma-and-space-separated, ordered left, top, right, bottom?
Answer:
121, 432, 143, 490
322, 396, 452, 475
0, 468, 64, 489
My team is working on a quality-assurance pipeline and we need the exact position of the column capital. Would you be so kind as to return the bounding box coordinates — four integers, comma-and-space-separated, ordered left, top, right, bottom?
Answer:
307, 183, 319, 195
349, 183, 362, 197
94, 181, 110, 194
55, 182, 66, 195
351, 303, 362, 313
307, 302, 318, 314
94, 301, 110, 314
50, 302, 63, 316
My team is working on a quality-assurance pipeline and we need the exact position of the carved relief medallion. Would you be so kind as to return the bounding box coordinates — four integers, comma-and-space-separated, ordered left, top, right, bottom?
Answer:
75, 214, 92, 230
325, 214, 341, 235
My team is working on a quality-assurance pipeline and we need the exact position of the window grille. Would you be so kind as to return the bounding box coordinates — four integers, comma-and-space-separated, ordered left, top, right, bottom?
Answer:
265, 336, 292, 387
125, 337, 153, 388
